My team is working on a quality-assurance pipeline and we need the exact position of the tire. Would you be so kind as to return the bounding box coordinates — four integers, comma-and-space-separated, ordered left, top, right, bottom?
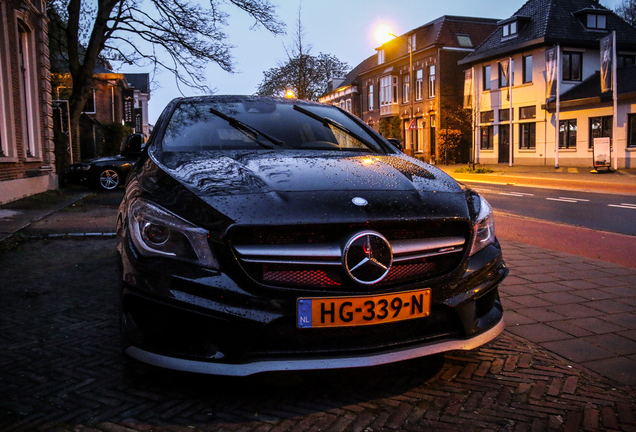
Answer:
98, 168, 120, 190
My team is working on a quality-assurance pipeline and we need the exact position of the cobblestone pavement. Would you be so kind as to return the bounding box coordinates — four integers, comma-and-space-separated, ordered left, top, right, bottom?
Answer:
1, 237, 635, 432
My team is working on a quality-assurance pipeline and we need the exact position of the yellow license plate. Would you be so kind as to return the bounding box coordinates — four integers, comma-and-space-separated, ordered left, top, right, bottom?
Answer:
297, 289, 431, 328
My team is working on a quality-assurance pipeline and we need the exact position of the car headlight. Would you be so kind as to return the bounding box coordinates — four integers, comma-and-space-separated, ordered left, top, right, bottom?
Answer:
469, 195, 495, 256
128, 198, 218, 269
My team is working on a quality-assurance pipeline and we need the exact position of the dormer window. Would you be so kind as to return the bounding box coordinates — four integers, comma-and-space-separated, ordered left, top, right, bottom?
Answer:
574, 8, 610, 30
378, 49, 385, 65
498, 16, 529, 39
502, 21, 517, 37
587, 14, 607, 29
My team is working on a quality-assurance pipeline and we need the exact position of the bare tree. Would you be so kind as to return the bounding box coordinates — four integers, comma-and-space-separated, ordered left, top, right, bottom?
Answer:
256, 5, 349, 100
615, 0, 636, 26
48, 0, 285, 161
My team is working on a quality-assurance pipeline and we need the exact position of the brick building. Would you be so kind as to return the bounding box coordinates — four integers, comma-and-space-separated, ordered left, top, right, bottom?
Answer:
52, 66, 151, 161
0, 0, 56, 204
320, 16, 498, 163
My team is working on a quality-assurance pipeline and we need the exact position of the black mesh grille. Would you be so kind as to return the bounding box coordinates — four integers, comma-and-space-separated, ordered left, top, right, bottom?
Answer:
231, 221, 470, 291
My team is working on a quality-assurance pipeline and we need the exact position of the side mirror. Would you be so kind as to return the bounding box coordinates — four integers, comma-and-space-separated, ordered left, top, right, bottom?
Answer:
387, 138, 403, 151
120, 133, 145, 157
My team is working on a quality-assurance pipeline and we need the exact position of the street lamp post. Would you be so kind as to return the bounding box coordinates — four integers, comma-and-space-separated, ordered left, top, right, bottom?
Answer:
389, 33, 415, 158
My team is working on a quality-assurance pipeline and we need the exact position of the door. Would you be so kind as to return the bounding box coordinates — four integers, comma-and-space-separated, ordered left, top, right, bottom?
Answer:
498, 124, 510, 164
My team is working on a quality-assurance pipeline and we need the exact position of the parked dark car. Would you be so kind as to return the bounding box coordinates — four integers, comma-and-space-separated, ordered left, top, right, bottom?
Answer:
116, 96, 507, 376
64, 133, 145, 190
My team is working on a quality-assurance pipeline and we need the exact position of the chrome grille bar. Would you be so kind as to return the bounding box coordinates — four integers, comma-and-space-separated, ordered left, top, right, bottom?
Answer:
233, 236, 465, 266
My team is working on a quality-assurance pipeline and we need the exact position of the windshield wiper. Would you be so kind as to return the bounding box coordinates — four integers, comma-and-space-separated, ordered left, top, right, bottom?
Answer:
292, 105, 377, 150
208, 107, 286, 149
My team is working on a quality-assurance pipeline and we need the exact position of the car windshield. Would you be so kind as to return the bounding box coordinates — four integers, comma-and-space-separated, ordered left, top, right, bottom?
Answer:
159, 98, 384, 153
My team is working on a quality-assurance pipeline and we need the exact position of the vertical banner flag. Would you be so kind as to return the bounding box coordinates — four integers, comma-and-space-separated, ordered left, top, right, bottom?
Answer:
500, 58, 511, 101
545, 47, 558, 99
463, 69, 473, 108
600, 33, 613, 93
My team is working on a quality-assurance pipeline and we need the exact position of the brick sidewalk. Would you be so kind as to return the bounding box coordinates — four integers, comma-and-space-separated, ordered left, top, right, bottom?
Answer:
0, 238, 634, 431
500, 240, 636, 386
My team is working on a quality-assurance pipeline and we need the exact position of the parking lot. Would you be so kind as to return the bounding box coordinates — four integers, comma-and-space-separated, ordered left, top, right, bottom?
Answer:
0, 190, 635, 431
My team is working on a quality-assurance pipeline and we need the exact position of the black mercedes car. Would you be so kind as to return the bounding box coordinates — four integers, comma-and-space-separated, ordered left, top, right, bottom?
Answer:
64, 133, 144, 190
116, 96, 507, 376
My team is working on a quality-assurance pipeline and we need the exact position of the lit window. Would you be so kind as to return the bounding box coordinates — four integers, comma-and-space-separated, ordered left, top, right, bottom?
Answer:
368, 84, 374, 111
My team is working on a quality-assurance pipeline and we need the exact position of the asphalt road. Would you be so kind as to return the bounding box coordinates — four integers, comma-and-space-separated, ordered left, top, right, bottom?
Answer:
464, 182, 636, 237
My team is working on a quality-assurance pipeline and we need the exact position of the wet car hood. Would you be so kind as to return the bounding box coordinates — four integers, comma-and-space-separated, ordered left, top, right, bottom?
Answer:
155, 150, 460, 195
144, 150, 471, 227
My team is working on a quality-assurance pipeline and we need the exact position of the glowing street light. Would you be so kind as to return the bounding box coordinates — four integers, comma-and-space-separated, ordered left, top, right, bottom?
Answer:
285, 89, 295, 98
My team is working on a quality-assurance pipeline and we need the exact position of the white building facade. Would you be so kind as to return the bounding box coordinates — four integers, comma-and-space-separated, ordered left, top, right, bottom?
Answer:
461, 0, 636, 169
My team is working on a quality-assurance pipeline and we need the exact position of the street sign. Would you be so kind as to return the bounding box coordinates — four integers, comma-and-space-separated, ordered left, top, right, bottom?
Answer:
408, 120, 417, 130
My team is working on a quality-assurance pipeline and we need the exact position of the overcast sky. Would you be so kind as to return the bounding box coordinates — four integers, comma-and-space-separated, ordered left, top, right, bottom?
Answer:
117, 0, 621, 124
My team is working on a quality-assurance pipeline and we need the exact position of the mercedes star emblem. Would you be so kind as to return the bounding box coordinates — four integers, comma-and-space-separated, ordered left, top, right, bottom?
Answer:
343, 231, 393, 284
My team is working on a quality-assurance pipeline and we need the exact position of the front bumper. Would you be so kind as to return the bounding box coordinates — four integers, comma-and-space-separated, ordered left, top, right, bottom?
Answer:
120, 240, 507, 376
125, 319, 504, 376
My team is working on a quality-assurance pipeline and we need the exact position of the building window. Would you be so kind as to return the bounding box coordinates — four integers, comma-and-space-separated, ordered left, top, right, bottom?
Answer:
368, 84, 374, 111
562, 52, 582, 81
589, 116, 613, 148
519, 106, 536, 120
628, 114, 636, 147
483, 65, 491, 90
380, 76, 397, 106
502, 21, 517, 37
428, 65, 436, 98
559, 119, 577, 149
378, 49, 385, 65
408, 34, 416, 51
415, 70, 423, 100
403, 74, 410, 103
587, 14, 607, 29
523, 55, 533, 83
18, 22, 38, 158
456, 34, 473, 48
519, 123, 536, 149
499, 59, 514, 88
499, 109, 511, 122
345, 99, 351, 113
481, 126, 494, 150
618, 55, 636, 67
480, 110, 494, 123
83, 89, 96, 114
